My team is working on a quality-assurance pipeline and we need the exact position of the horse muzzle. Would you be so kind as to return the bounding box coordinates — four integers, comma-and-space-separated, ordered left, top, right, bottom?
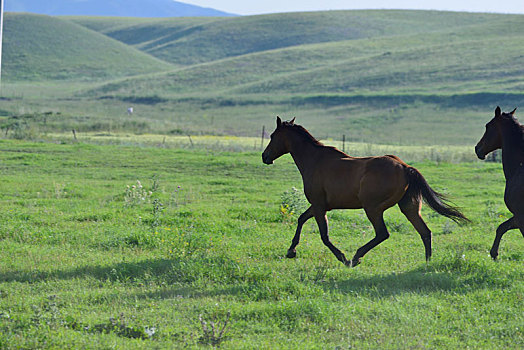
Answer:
262, 153, 273, 164
474, 145, 486, 160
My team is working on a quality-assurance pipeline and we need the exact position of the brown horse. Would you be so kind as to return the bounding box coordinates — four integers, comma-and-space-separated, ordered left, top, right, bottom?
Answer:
475, 106, 523, 259
262, 117, 469, 267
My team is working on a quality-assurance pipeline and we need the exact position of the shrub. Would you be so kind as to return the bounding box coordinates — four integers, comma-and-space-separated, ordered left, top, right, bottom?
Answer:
280, 187, 308, 220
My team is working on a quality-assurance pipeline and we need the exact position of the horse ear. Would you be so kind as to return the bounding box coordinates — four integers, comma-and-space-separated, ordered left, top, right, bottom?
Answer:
276, 116, 282, 127
510, 107, 517, 115
290, 117, 296, 125
495, 106, 501, 117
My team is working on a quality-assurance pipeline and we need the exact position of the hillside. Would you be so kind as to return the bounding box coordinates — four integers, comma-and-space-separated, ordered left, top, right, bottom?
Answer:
5, 0, 236, 17
85, 19, 524, 96
70, 10, 508, 66
1, 13, 174, 81
1, 10, 523, 145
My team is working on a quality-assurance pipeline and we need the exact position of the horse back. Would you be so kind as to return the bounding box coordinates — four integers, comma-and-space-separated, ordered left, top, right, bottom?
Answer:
312, 154, 409, 210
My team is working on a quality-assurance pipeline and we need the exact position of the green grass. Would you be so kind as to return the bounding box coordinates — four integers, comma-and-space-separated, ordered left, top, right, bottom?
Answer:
0, 140, 522, 348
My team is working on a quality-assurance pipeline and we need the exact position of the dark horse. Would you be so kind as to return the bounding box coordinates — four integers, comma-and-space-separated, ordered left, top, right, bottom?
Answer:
262, 117, 469, 267
475, 106, 523, 259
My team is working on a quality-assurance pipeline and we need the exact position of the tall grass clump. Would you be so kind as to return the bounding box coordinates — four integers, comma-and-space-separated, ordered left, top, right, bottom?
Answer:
280, 187, 308, 220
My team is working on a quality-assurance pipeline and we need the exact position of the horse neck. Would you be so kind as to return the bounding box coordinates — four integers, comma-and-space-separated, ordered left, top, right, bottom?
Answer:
500, 122, 524, 179
287, 132, 323, 177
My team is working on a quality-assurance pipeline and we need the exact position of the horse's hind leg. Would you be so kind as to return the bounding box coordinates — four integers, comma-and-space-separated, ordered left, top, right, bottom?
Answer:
286, 206, 314, 258
398, 195, 432, 261
491, 216, 518, 260
349, 208, 390, 267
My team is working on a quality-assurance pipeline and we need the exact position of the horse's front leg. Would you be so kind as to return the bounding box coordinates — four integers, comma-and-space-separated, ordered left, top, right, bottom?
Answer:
491, 216, 518, 260
314, 209, 349, 265
286, 206, 313, 258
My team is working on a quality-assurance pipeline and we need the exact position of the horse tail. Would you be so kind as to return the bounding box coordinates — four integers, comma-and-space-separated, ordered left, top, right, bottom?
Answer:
403, 166, 470, 224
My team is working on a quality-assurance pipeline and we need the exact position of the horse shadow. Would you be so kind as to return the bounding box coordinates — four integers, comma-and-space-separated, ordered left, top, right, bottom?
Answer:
0, 255, 511, 300
0, 256, 251, 301
320, 259, 511, 297
0, 257, 194, 285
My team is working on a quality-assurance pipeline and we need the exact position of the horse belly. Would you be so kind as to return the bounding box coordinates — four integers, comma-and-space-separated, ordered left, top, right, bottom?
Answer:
329, 197, 363, 210
323, 179, 363, 209
504, 174, 524, 215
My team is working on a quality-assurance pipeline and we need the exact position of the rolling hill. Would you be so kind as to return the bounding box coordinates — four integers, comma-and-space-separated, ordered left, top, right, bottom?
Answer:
2, 13, 174, 81
5, 0, 236, 17
1, 10, 523, 145
82, 19, 524, 96
69, 10, 510, 66
76, 12, 524, 103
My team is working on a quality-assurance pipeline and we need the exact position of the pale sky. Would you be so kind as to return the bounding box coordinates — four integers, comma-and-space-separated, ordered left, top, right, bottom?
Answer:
181, 0, 524, 16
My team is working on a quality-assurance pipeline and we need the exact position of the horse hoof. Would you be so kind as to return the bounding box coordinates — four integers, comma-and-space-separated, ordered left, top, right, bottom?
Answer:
286, 250, 296, 259
490, 251, 498, 260
346, 259, 360, 268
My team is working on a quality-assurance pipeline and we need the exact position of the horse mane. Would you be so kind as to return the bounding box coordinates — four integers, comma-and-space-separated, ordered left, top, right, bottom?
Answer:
284, 122, 349, 156
501, 112, 524, 136
284, 122, 324, 146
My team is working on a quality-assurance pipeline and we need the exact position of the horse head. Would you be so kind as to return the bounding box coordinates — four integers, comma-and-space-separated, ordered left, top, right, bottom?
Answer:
475, 106, 517, 160
262, 116, 295, 164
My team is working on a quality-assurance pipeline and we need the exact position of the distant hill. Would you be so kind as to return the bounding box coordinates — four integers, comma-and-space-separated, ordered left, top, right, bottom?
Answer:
69, 11, 517, 66
5, 0, 236, 17
2, 13, 174, 81
67, 10, 524, 96
2, 10, 524, 144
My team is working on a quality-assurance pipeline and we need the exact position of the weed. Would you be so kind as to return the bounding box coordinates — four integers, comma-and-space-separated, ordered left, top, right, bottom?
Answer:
66, 313, 157, 340
198, 311, 231, 347
53, 182, 67, 199
151, 199, 164, 231
312, 263, 330, 283
150, 173, 160, 193
485, 200, 503, 219
30, 295, 61, 329
442, 221, 457, 235
168, 225, 211, 258
171, 185, 184, 207
124, 180, 152, 207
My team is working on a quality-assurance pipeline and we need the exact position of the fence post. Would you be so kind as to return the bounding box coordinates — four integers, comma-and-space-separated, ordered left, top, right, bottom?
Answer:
72, 129, 78, 142
342, 134, 345, 153
261, 125, 265, 150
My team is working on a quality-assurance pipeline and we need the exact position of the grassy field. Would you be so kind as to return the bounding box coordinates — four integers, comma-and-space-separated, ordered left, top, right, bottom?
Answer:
0, 9, 522, 348
0, 140, 522, 348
